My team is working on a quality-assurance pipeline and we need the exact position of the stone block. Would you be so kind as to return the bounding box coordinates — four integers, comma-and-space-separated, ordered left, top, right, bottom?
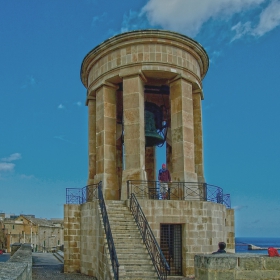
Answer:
235, 270, 280, 279
238, 255, 264, 270
265, 257, 280, 270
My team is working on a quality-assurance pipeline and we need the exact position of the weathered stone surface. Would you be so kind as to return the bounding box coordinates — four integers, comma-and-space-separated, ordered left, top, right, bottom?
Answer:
0, 244, 32, 280
195, 253, 280, 280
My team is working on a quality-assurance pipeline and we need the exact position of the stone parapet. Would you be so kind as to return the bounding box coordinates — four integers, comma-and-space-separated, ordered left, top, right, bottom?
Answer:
64, 201, 113, 279
195, 253, 280, 280
0, 243, 32, 280
64, 204, 81, 273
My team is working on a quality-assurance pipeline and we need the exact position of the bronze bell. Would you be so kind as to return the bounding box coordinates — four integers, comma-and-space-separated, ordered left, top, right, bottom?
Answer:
145, 102, 164, 147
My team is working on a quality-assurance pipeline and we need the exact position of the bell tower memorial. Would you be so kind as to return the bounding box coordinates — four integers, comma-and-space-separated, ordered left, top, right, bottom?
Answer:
64, 30, 235, 278
81, 30, 208, 200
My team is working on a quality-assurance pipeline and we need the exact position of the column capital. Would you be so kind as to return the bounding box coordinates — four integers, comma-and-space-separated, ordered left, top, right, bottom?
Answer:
193, 88, 204, 100
168, 73, 195, 86
86, 81, 119, 105
119, 69, 147, 83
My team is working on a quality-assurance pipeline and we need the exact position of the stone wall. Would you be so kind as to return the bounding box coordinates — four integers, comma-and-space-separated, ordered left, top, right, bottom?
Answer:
134, 199, 235, 277
64, 202, 113, 279
225, 209, 235, 252
195, 253, 280, 280
0, 243, 32, 280
80, 201, 112, 279
64, 204, 81, 273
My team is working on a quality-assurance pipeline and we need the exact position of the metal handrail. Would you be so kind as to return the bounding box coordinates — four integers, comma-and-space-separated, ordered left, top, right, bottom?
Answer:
127, 180, 231, 208
130, 193, 170, 279
66, 184, 98, 204
97, 182, 119, 280
223, 194, 231, 209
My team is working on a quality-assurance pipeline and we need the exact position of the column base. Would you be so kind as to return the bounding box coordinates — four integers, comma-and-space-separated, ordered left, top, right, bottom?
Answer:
121, 169, 147, 200
94, 173, 119, 200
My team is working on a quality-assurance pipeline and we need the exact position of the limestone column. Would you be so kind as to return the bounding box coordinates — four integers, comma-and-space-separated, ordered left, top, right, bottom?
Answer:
121, 74, 147, 200
166, 143, 172, 174
95, 83, 118, 200
193, 90, 205, 182
170, 77, 197, 182
145, 147, 156, 181
87, 96, 96, 186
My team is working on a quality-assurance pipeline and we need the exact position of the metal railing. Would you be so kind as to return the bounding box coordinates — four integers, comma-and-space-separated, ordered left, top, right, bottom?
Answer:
97, 182, 119, 280
222, 194, 231, 209
66, 184, 98, 204
130, 193, 170, 279
127, 180, 231, 208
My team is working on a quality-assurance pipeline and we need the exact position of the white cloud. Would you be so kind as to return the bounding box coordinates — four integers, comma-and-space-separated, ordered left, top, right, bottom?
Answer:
75, 101, 82, 106
120, 10, 149, 33
1, 153, 21, 162
231, 21, 253, 41
142, 0, 265, 37
0, 162, 15, 172
54, 135, 74, 144
253, 0, 280, 36
91, 13, 107, 28
58, 104, 65, 109
142, 0, 280, 41
231, 0, 280, 40
233, 205, 248, 211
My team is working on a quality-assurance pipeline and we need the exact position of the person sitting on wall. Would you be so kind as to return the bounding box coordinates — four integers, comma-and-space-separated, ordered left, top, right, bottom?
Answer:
212, 242, 227, 254
158, 163, 171, 200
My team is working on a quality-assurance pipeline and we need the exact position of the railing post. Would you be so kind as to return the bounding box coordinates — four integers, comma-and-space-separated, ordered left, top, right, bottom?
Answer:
203, 183, 207, 201
136, 203, 139, 223
127, 180, 130, 199
143, 222, 146, 242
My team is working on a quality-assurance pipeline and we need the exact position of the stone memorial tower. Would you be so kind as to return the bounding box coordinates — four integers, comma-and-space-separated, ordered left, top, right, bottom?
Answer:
81, 30, 207, 200
64, 30, 235, 279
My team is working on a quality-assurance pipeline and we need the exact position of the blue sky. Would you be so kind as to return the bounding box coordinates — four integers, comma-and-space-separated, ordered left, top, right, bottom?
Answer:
1, 0, 280, 237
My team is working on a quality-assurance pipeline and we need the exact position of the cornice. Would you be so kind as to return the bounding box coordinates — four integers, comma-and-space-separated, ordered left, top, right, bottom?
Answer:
81, 30, 209, 88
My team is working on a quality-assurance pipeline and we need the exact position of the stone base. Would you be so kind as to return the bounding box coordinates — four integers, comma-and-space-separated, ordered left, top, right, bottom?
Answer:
121, 169, 147, 200
195, 253, 280, 280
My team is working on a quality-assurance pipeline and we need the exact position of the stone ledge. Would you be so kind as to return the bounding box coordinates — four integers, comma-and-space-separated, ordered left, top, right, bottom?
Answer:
0, 244, 32, 280
195, 253, 280, 280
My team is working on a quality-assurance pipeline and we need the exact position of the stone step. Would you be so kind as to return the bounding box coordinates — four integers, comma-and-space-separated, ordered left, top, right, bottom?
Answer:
112, 230, 140, 235
106, 206, 128, 209
107, 211, 131, 215
111, 228, 139, 233
115, 243, 145, 249
107, 211, 132, 215
121, 278, 158, 280
113, 239, 144, 245
119, 270, 157, 277
105, 200, 158, 279
113, 234, 141, 239
117, 253, 151, 260
118, 258, 152, 265
107, 208, 129, 212
110, 224, 138, 229
116, 248, 148, 254
120, 264, 156, 271
106, 205, 129, 209
109, 217, 135, 221
110, 222, 137, 226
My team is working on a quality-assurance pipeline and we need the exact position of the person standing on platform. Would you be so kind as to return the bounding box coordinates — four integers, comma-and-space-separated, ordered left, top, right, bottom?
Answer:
158, 163, 171, 199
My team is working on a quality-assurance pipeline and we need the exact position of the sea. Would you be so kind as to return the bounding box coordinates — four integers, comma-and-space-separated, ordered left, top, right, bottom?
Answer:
235, 237, 280, 254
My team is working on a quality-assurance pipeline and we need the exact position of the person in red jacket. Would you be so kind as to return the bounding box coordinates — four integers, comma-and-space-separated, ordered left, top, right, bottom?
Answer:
158, 163, 171, 199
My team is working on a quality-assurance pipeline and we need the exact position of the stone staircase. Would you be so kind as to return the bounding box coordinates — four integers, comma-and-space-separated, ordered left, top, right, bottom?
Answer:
106, 200, 158, 280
